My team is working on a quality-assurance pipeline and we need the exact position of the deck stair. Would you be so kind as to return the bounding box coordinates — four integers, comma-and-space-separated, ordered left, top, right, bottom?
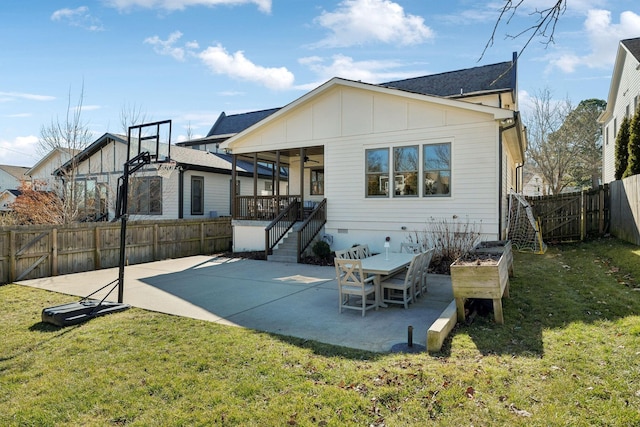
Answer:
267, 228, 299, 263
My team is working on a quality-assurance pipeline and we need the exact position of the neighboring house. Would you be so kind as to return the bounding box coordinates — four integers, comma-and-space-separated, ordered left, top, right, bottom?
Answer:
178, 108, 282, 154
0, 189, 21, 212
0, 164, 29, 192
522, 172, 548, 197
57, 132, 282, 221
220, 55, 527, 255
24, 147, 79, 192
598, 37, 640, 183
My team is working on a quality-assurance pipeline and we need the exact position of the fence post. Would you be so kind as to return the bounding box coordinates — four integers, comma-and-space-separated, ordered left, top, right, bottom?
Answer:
599, 185, 605, 234
153, 223, 159, 261
9, 230, 15, 283
51, 228, 58, 276
94, 226, 101, 270
581, 190, 586, 241
200, 222, 205, 254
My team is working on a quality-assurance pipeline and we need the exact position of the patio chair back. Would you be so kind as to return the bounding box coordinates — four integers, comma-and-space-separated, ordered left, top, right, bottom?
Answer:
381, 253, 420, 309
400, 242, 421, 254
334, 258, 376, 316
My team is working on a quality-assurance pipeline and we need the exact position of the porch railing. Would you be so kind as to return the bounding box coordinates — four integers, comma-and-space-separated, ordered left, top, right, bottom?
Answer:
297, 199, 327, 262
235, 195, 299, 221
265, 200, 300, 260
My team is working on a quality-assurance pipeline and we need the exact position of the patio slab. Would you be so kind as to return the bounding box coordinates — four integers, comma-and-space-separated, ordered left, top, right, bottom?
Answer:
17, 255, 454, 353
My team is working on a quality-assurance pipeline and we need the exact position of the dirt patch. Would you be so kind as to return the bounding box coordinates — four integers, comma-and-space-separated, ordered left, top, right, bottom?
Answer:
454, 253, 502, 266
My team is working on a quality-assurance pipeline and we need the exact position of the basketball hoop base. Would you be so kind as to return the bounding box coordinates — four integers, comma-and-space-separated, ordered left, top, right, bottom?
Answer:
42, 300, 130, 327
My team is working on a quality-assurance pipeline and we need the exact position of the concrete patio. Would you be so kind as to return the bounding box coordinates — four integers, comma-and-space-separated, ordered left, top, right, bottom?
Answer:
17, 255, 454, 353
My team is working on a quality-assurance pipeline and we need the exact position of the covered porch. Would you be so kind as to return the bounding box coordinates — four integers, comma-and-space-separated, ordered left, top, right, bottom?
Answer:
229, 145, 327, 261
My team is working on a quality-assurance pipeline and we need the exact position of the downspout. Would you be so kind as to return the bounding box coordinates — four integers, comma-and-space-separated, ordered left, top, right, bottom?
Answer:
499, 120, 518, 239
515, 162, 524, 193
498, 129, 503, 239
178, 167, 184, 219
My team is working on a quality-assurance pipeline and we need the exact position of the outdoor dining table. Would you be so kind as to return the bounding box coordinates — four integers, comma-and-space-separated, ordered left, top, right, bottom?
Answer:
359, 252, 415, 308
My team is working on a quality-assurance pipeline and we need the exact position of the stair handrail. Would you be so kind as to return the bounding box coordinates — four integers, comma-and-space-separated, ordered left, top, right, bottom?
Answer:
296, 199, 327, 262
265, 200, 300, 260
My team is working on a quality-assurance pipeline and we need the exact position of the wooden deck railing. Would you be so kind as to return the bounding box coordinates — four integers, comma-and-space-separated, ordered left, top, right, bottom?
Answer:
297, 199, 327, 262
234, 195, 299, 221
264, 200, 300, 260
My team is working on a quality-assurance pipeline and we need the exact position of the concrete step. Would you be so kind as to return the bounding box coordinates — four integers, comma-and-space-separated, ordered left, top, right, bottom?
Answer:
267, 254, 297, 263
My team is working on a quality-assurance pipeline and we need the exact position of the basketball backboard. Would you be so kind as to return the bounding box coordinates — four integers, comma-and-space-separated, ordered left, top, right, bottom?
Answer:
127, 119, 172, 164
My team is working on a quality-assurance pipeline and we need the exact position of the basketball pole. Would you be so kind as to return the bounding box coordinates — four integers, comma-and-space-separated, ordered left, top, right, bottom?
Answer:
116, 151, 151, 303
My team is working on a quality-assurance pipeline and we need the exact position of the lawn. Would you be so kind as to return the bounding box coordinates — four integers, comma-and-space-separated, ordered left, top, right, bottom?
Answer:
2, 237, 640, 426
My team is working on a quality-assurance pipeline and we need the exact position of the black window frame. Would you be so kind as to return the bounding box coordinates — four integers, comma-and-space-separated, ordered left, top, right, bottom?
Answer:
191, 176, 204, 215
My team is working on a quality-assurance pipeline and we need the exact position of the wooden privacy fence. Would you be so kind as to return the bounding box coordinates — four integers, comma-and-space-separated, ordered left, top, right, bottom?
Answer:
0, 217, 232, 284
525, 185, 609, 242
609, 176, 640, 245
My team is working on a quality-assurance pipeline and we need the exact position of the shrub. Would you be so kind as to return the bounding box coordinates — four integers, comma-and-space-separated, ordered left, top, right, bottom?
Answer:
625, 109, 640, 178
312, 240, 331, 260
615, 116, 630, 180
405, 216, 481, 274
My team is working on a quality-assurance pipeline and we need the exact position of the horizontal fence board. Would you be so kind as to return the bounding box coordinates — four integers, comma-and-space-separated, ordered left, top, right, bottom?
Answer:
0, 218, 232, 284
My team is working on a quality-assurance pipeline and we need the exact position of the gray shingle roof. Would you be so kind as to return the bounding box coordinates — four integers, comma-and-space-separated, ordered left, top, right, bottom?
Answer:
0, 164, 30, 179
206, 108, 281, 137
622, 37, 640, 62
381, 60, 516, 98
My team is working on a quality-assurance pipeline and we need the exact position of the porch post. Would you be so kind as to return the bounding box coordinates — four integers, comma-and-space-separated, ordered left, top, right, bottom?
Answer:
299, 147, 305, 219
231, 154, 237, 218
253, 152, 258, 204
276, 150, 281, 214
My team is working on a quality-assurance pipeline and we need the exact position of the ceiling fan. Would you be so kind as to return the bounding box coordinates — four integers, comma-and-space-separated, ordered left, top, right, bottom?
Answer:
303, 155, 319, 164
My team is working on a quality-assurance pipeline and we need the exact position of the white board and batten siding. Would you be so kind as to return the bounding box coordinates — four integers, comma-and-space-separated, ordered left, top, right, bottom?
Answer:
225, 80, 512, 253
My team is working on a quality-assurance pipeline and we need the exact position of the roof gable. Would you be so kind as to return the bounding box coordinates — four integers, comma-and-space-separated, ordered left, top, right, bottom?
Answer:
622, 37, 640, 62
381, 59, 516, 98
207, 108, 281, 137
0, 165, 29, 180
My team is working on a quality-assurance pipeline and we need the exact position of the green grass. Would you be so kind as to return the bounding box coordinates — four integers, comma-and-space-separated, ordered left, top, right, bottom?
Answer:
2, 237, 640, 426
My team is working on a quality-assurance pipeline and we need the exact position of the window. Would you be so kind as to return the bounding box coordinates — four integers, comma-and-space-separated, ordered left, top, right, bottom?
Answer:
129, 176, 162, 215
423, 143, 451, 196
310, 169, 324, 195
191, 176, 204, 215
66, 178, 108, 220
393, 146, 418, 196
366, 148, 389, 197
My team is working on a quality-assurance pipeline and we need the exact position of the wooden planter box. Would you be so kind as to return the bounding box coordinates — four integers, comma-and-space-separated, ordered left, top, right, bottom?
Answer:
473, 240, 513, 277
450, 251, 510, 324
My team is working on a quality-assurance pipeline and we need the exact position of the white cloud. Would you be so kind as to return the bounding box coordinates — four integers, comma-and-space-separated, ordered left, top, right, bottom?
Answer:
0, 135, 40, 166
0, 91, 55, 102
105, 0, 271, 13
199, 44, 294, 90
144, 31, 198, 61
51, 6, 104, 31
313, 0, 434, 48
297, 54, 428, 89
548, 9, 640, 73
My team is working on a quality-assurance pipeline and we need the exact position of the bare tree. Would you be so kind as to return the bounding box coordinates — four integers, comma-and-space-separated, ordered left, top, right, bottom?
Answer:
39, 83, 94, 223
119, 102, 149, 134
524, 88, 573, 195
481, 0, 566, 60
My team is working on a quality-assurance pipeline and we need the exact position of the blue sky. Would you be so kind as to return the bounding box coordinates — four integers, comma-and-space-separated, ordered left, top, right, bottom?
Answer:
1, 0, 639, 167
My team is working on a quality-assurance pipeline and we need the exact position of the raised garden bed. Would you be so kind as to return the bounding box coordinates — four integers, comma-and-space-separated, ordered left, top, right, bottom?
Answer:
472, 240, 513, 277
450, 251, 510, 324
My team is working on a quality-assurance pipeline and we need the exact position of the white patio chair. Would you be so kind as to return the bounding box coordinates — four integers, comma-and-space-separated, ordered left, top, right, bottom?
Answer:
335, 258, 377, 317
334, 248, 350, 259
415, 248, 435, 298
356, 244, 371, 258
380, 253, 420, 309
400, 242, 421, 254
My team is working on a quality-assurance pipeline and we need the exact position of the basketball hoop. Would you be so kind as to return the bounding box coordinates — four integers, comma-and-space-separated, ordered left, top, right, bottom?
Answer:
156, 161, 178, 179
